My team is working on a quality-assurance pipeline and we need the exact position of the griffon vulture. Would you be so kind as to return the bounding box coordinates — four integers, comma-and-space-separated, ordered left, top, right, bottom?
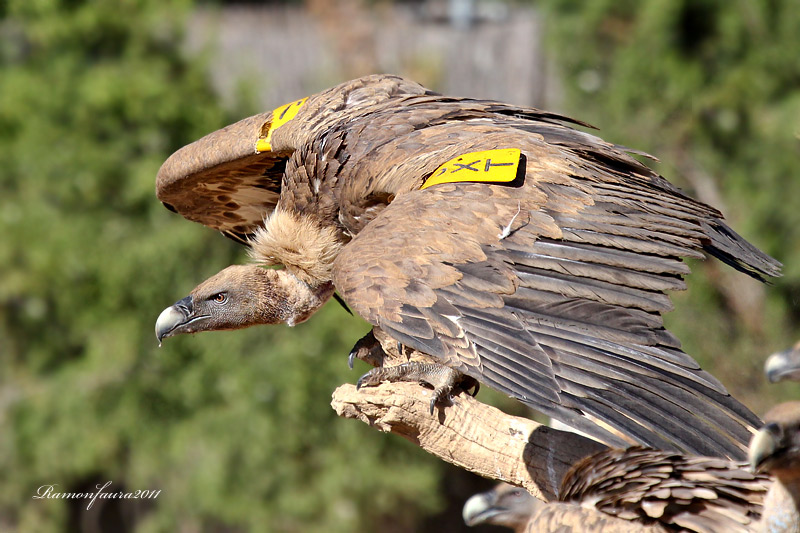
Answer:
522, 447, 768, 533
154, 74, 780, 459
467, 404, 800, 533
463, 367, 798, 532
463, 483, 542, 532
749, 401, 800, 533
765, 341, 800, 383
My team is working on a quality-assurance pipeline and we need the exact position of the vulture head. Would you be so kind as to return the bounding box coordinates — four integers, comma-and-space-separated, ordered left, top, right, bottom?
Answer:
749, 401, 800, 476
765, 341, 800, 383
462, 483, 541, 532
749, 402, 800, 533
155, 265, 334, 343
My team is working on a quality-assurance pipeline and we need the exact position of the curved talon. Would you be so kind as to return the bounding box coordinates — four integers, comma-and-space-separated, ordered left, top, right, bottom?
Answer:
347, 330, 387, 369
429, 395, 437, 415
471, 383, 480, 397
356, 367, 383, 390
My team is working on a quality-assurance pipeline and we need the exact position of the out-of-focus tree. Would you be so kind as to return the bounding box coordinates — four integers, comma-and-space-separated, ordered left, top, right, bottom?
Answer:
0, 1, 444, 532
540, 0, 800, 412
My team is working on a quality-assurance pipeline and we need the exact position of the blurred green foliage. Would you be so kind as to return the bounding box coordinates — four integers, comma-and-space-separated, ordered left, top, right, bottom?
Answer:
540, 0, 800, 412
0, 1, 442, 531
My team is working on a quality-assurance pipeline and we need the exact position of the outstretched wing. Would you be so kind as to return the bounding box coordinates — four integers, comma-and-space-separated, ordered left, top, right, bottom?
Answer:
332, 123, 776, 459
155, 74, 436, 243
156, 111, 286, 243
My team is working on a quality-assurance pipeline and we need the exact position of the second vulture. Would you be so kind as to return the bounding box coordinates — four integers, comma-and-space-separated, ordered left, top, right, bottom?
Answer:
466, 448, 769, 533
154, 74, 781, 459
515, 402, 800, 532
766, 341, 800, 384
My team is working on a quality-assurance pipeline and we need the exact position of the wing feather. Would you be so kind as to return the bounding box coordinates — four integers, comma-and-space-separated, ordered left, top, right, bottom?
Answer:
550, 448, 768, 533
333, 165, 762, 457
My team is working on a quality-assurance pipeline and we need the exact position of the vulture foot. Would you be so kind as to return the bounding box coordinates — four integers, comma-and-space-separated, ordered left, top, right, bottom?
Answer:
356, 362, 479, 414
347, 330, 411, 369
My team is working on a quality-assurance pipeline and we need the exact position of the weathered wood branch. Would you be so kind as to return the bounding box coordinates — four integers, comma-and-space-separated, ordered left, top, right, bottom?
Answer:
331, 381, 606, 502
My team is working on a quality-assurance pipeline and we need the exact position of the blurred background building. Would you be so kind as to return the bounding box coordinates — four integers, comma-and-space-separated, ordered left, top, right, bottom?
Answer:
186, 0, 553, 110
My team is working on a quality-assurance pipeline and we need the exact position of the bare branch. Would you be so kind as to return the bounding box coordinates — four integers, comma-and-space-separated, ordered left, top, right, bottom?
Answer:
331, 382, 606, 502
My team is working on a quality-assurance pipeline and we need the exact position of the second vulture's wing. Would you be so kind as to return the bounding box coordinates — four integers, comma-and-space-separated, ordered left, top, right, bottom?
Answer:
528, 448, 767, 533
331, 124, 764, 459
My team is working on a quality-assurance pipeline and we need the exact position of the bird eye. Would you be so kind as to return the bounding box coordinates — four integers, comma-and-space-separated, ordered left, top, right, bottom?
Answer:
211, 293, 227, 304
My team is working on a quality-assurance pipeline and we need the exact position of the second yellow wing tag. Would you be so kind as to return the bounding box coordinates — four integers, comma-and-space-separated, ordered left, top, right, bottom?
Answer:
255, 97, 309, 152
421, 148, 522, 190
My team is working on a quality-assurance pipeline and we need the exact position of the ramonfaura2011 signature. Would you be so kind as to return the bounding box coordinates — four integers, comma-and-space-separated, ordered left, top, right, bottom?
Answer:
32, 481, 161, 510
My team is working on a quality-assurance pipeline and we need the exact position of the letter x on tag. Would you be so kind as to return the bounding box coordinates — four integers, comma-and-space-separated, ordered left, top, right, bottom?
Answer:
422, 148, 522, 189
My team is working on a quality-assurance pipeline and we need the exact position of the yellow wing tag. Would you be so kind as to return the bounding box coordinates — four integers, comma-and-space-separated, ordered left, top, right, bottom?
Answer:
255, 97, 309, 152
421, 148, 522, 189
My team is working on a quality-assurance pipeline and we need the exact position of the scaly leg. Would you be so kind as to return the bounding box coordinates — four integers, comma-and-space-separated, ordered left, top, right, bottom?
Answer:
357, 361, 479, 414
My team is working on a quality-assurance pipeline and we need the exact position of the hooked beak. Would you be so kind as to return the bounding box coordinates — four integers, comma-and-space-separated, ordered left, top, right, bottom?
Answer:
155, 295, 208, 344
749, 422, 782, 473
462, 492, 500, 527
765, 347, 800, 383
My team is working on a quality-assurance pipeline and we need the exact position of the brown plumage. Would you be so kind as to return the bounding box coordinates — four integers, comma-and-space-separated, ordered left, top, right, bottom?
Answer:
526, 447, 768, 533
463, 483, 542, 532
154, 74, 781, 458
765, 341, 800, 384
749, 402, 800, 533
